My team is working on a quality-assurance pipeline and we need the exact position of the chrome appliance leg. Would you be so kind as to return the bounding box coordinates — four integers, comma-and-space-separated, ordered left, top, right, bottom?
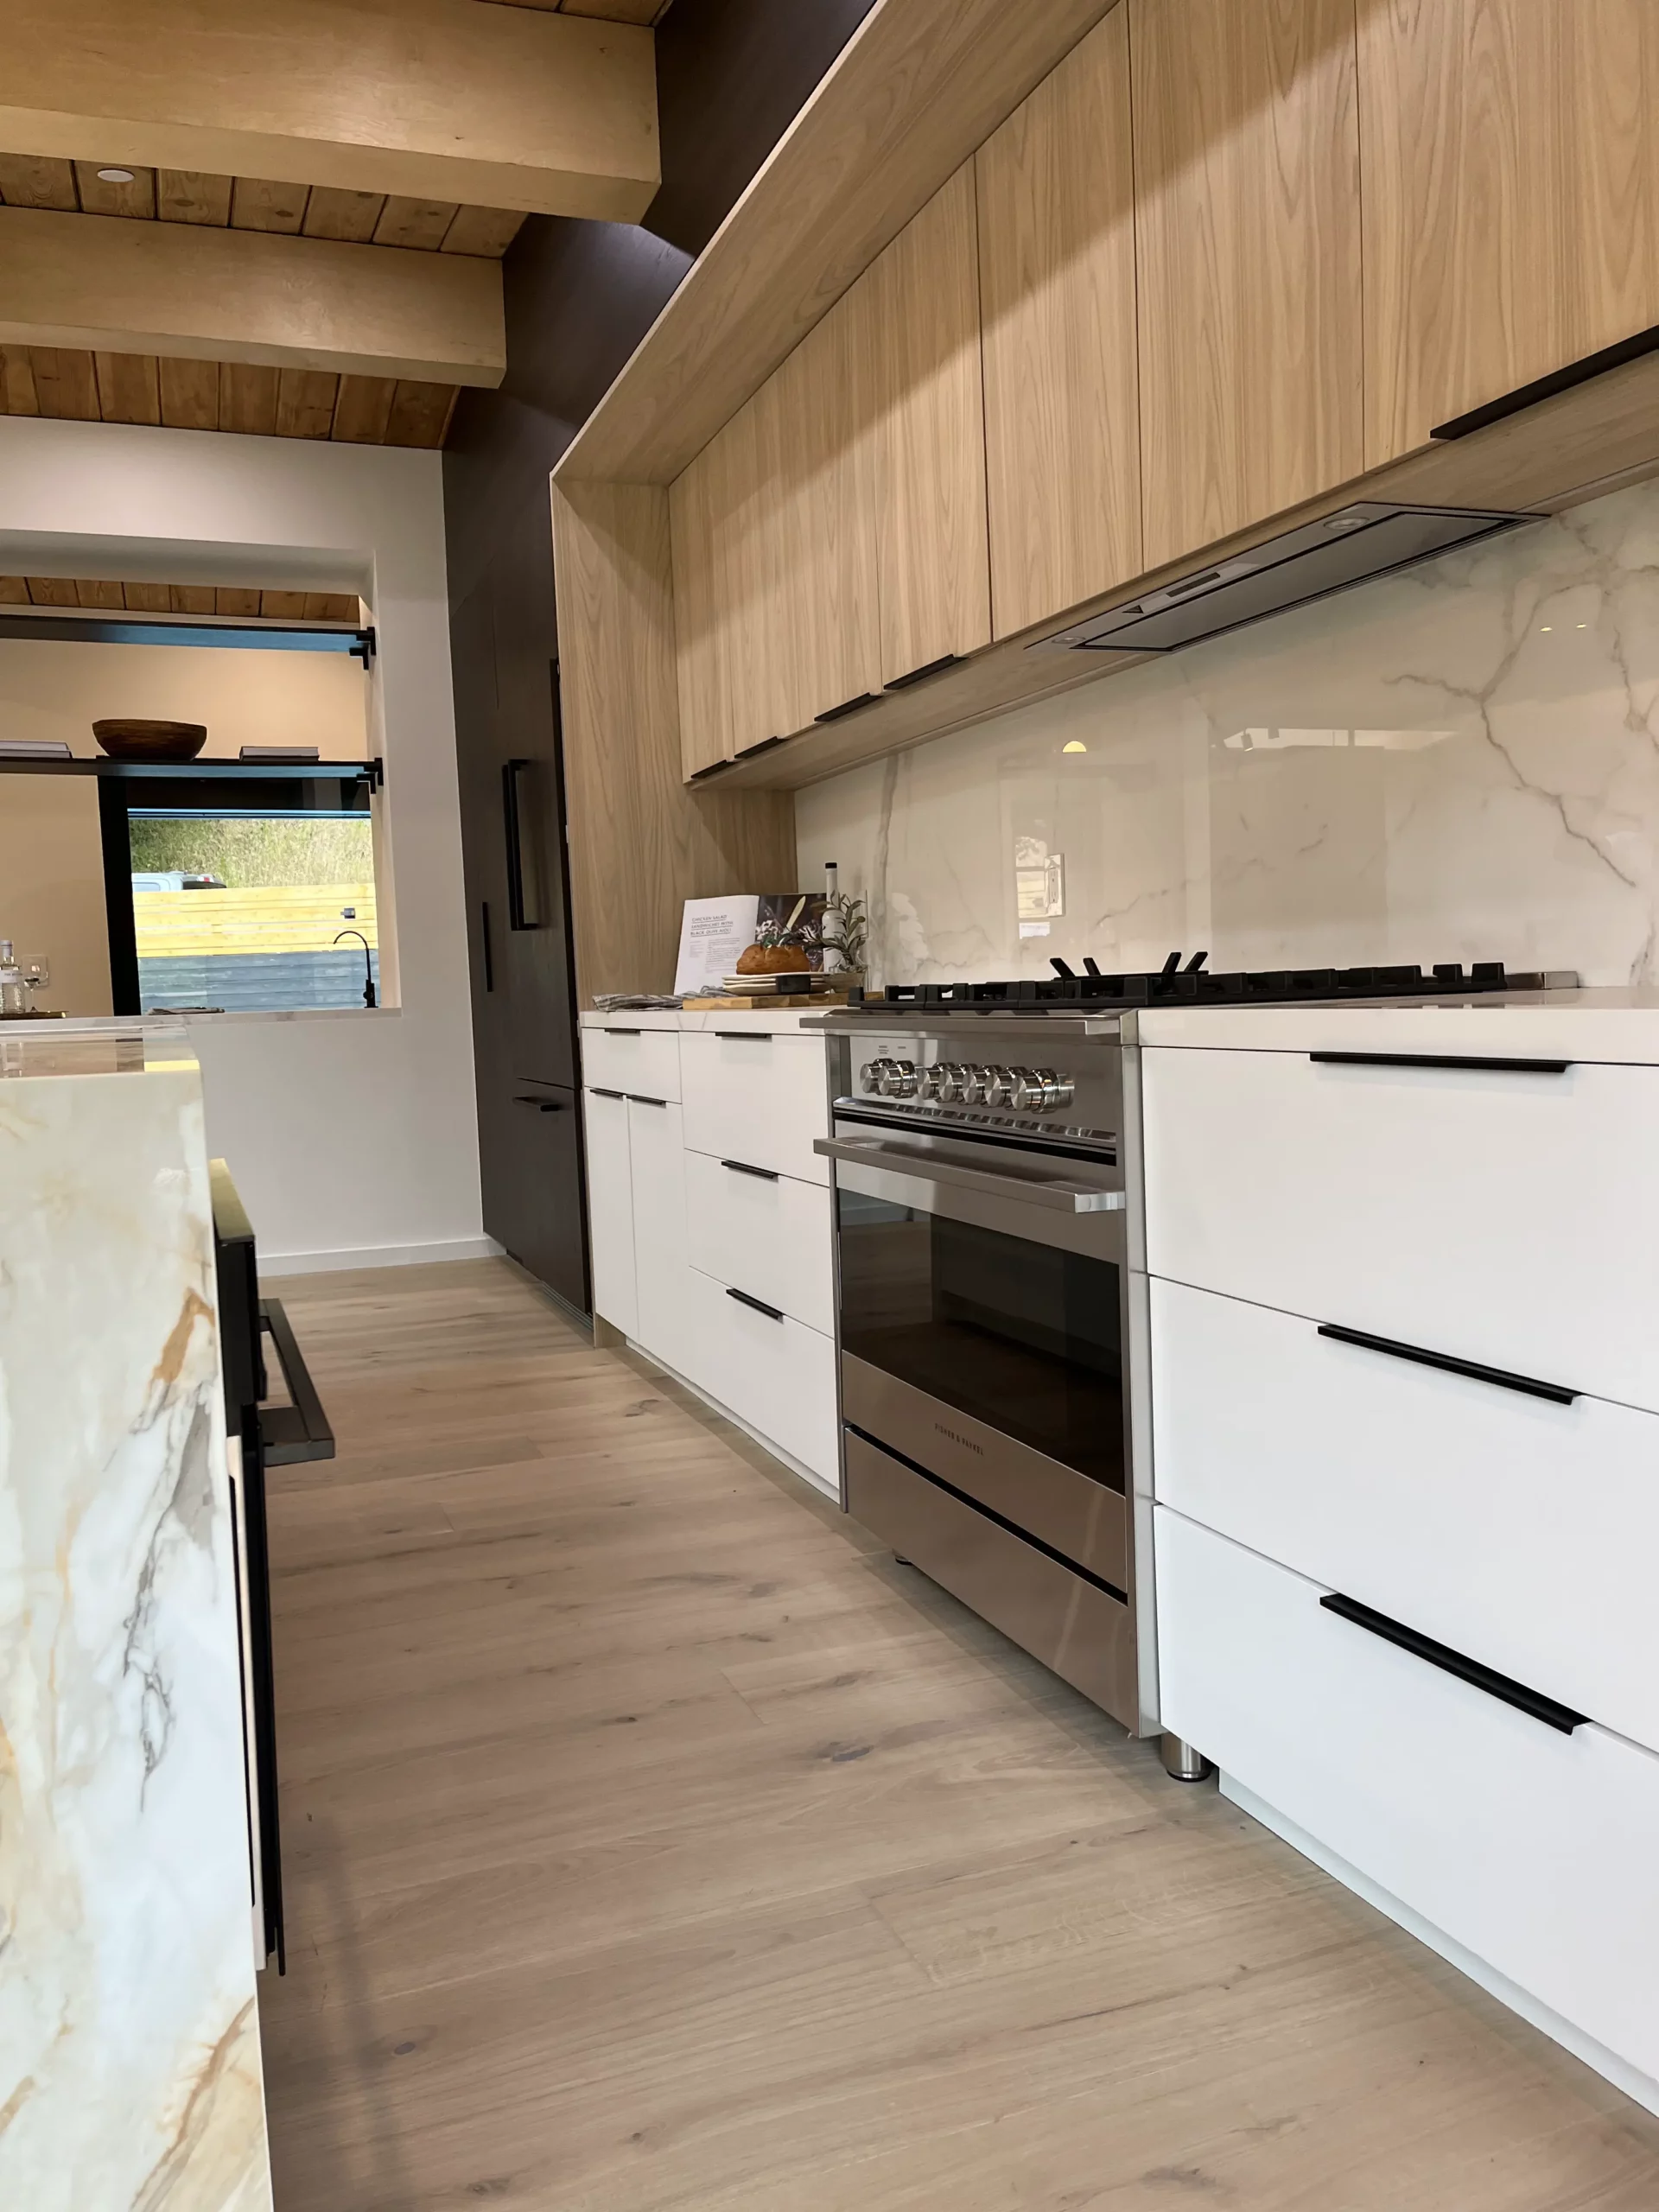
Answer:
1160, 1733, 1212, 1783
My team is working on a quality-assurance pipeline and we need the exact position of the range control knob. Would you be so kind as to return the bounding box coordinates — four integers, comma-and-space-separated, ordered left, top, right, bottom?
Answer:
918, 1064, 946, 1101
879, 1058, 918, 1098
1007, 1067, 1043, 1111
936, 1063, 971, 1103
978, 1066, 1014, 1107
859, 1058, 893, 1096
1035, 1069, 1075, 1111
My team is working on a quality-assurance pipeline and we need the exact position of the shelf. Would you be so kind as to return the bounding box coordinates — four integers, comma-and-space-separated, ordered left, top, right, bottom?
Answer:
0, 756, 379, 783
551, 0, 1116, 487
0, 607, 374, 661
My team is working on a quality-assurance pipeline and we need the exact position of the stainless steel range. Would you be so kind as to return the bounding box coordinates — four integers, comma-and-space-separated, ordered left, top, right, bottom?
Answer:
810, 957, 1578, 1751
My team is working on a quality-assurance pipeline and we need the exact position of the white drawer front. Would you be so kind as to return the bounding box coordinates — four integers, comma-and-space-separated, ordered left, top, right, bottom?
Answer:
582, 1026, 680, 1103
1142, 1045, 1659, 1415
684, 1151, 834, 1335
628, 1098, 699, 1385
1152, 1277, 1659, 1751
1156, 1508, 1659, 2085
691, 1264, 839, 1485
582, 1087, 636, 1338
681, 1033, 830, 1184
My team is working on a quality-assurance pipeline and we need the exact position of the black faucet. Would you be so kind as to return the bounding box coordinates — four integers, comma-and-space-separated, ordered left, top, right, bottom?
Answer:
334, 928, 376, 1007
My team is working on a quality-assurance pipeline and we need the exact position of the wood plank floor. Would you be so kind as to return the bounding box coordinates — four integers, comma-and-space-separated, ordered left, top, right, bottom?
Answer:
257, 1258, 1659, 2211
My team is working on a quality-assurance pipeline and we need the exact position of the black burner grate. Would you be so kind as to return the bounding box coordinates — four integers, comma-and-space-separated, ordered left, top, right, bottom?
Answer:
855, 960, 1528, 1014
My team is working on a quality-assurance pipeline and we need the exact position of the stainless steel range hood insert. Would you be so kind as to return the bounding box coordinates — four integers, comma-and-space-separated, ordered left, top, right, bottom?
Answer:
1039, 501, 1532, 656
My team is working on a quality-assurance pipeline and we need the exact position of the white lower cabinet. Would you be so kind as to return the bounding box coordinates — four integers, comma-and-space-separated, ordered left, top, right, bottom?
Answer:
1156, 1506, 1659, 2088
626, 1096, 698, 1387
582, 1086, 637, 1338
681, 1033, 830, 1184
1150, 1275, 1659, 1752
691, 1264, 840, 1485
684, 1149, 835, 1334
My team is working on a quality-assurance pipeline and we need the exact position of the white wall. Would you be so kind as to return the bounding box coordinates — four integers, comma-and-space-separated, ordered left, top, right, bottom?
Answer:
798, 479, 1659, 990
0, 636, 368, 757
0, 416, 484, 1269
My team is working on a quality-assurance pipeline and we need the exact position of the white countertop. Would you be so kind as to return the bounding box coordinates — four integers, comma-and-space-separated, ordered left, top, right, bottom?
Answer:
0, 1024, 190, 1078
1134, 986, 1659, 1065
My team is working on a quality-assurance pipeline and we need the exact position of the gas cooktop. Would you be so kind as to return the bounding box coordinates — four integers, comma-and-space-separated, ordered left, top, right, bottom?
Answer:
844, 954, 1577, 1015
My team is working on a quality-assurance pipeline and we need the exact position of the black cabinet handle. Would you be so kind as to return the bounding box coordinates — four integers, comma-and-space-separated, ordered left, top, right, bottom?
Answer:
886, 652, 963, 691
721, 1158, 779, 1181
605, 1026, 643, 1036
590, 1086, 625, 1100
713, 1030, 772, 1043
480, 899, 493, 992
1317, 1321, 1578, 1406
513, 1095, 565, 1112
734, 733, 785, 760
258, 1299, 335, 1468
727, 1286, 785, 1322
627, 1093, 669, 1108
1310, 1050, 1572, 1076
1319, 1592, 1587, 1735
1433, 320, 1659, 441
815, 690, 878, 724
503, 758, 543, 931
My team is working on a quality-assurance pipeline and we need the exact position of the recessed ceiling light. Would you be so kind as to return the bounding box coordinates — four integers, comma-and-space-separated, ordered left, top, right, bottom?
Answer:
96, 167, 136, 184
1324, 514, 1365, 531
1062, 740, 1088, 754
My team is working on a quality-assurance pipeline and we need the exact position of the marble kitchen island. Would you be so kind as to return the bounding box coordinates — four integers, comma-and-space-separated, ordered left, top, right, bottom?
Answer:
0, 1031, 271, 2211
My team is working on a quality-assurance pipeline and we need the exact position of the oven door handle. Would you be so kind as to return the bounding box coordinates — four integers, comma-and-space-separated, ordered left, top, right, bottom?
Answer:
813, 1135, 1125, 1213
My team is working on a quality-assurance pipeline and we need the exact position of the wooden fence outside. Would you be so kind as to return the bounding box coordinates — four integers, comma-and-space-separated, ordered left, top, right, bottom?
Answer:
132, 885, 378, 959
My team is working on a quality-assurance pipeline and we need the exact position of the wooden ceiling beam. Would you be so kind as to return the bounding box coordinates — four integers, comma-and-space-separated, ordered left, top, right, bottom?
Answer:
0, 0, 658, 222
0, 208, 505, 385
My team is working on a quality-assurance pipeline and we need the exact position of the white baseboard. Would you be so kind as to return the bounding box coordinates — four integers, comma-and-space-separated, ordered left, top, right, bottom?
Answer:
262, 1234, 504, 1276
1223, 1777, 1659, 2122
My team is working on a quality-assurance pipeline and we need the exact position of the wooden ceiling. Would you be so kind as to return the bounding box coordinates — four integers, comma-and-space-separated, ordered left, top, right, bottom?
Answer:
0, 152, 524, 448
0, 577, 360, 621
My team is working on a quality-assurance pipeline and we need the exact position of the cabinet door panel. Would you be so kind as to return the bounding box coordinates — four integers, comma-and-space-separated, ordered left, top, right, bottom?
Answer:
628, 1097, 697, 1382
582, 1086, 636, 1338
978, 5, 1141, 638
1131, 0, 1363, 570
774, 276, 882, 731
722, 377, 791, 760
669, 442, 728, 779
873, 162, 992, 685
1360, 0, 1659, 463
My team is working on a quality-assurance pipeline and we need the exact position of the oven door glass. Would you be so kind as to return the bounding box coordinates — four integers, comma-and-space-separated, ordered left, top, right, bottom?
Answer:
836, 1181, 1125, 1491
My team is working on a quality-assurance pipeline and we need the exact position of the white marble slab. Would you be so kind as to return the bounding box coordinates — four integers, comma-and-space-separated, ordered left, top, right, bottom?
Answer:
796, 478, 1659, 989
0, 1058, 271, 2211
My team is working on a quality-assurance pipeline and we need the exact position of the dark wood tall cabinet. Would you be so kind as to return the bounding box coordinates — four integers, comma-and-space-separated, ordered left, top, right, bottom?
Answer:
449, 499, 589, 1317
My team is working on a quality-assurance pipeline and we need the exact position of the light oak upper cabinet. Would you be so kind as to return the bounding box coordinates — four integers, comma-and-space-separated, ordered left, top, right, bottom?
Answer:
669, 435, 728, 779
977, 6, 1142, 639
869, 162, 993, 686
1359, 0, 1659, 465
1131, 0, 1364, 573
670, 379, 791, 772
772, 274, 882, 731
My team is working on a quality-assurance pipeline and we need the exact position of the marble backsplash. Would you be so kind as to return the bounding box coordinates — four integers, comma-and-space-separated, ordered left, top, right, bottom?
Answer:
796, 480, 1659, 988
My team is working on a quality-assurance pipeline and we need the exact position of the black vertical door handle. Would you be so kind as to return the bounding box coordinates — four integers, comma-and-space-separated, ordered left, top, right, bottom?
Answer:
480, 899, 494, 991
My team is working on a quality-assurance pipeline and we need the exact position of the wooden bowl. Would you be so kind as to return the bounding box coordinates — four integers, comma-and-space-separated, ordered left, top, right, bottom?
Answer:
92, 720, 208, 763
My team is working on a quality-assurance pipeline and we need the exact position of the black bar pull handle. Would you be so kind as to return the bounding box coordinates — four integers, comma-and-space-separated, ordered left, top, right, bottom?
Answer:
604, 1027, 644, 1036
480, 899, 493, 992
1433, 320, 1659, 441
886, 652, 963, 691
513, 1095, 566, 1112
1319, 1592, 1587, 1735
627, 1093, 669, 1108
590, 1086, 625, 1100
815, 691, 878, 724
1311, 1050, 1572, 1076
1317, 1320, 1578, 1406
713, 1030, 772, 1043
727, 1286, 785, 1322
503, 758, 542, 931
721, 1158, 779, 1182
